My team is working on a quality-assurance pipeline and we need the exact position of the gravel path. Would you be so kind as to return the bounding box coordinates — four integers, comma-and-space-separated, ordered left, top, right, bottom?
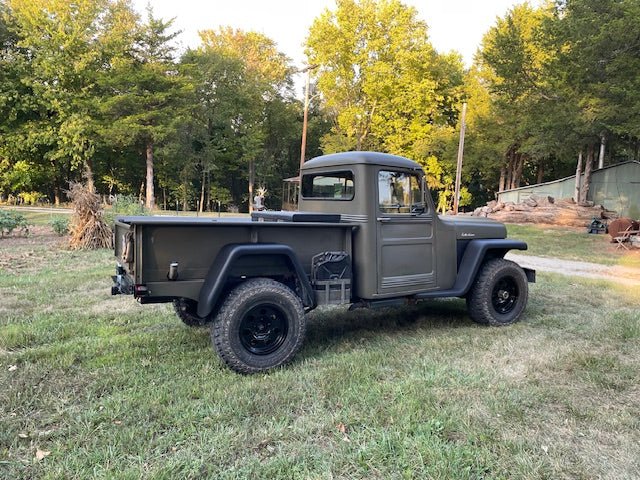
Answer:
506, 252, 640, 286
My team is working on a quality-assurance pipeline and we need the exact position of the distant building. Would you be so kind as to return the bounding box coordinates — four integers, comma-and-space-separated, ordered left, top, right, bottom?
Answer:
497, 161, 640, 218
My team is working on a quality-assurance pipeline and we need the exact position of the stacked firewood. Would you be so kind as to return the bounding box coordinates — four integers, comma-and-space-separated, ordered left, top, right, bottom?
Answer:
471, 195, 618, 227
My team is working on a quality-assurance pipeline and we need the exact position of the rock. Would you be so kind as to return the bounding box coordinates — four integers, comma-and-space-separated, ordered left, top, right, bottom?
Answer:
523, 197, 538, 207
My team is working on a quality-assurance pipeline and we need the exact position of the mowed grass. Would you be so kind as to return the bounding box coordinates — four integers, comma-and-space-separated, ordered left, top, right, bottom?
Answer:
506, 223, 640, 268
1, 229, 639, 479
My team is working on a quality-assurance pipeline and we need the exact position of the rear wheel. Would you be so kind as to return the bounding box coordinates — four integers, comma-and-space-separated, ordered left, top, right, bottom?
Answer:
173, 298, 210, 327
466, 259, 528, 326
211, 278, 306, 374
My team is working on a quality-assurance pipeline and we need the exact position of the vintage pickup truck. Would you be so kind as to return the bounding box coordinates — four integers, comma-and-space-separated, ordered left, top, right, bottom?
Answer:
112, 151, 535, 373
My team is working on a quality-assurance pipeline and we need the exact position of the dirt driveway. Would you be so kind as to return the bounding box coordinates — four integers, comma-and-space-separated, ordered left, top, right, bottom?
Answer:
506, 252, 640, 286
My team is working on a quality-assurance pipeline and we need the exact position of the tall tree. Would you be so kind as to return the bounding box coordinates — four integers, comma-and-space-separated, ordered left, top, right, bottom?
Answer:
4, 0, 114, 198
99, 8, 185, 209
306, 0, 464, 208
176, 28, 296, 211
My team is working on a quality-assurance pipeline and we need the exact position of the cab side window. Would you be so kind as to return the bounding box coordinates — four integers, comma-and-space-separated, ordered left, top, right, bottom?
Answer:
378, 171, 422, 213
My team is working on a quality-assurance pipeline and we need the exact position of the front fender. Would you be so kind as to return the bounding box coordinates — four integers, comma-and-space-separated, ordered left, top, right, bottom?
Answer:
417, 239, 529, 299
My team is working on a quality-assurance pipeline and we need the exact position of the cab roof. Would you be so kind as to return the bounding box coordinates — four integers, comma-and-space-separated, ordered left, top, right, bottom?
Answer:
302, 151, 422, 171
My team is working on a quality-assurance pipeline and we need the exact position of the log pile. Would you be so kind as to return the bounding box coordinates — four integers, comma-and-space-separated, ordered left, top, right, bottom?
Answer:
471, 195, 618, 227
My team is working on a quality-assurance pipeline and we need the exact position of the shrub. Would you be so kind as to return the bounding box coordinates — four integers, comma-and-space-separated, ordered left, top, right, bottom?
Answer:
18, 191, 43, 205
0, 210, 30, 237
49, 216, 70, 236
105, 195, 148, 226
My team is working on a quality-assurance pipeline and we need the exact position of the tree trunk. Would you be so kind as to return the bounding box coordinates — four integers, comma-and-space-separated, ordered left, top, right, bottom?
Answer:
598, 134, 605, 169
536, 161, 544, 184
574, 150, 582, 203
199, 167, 205, 213
145, 142, 155, 210
505, 149, 514, 190
248, 159, 255, 214
580, 144, 594, 204
85, 159, 95, 193
509, 152, 524, 189
499, 167, 506, 192
182, 185, 188, 211
513, 153, 524, 188
54, 186, 61, 206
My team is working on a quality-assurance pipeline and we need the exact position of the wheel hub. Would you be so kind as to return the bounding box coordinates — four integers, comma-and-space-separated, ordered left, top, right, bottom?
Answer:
239, 305, 288, 355
491, 277, 519, 315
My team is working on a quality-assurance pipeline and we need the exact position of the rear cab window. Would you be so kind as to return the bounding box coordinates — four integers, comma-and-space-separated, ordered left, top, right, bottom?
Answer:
301, 171, 354, 200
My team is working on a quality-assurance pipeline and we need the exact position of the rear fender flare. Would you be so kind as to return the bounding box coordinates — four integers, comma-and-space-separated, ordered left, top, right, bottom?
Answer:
197, 243, 315, 318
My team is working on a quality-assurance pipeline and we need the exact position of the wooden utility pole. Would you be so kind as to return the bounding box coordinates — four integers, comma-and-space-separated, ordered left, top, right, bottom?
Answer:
453, 102, 467, 215
299, 64, 318, 174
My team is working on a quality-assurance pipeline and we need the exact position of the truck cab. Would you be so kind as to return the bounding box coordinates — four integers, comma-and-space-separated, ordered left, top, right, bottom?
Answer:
293, 151, 522, 301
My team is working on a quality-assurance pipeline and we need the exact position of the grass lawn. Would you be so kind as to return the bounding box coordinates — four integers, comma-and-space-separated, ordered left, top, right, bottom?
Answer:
1, 228, 639, 479
506, 223, 640, 269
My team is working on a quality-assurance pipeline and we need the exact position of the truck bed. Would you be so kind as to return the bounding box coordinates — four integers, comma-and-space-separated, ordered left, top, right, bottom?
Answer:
114, 215, 356, 302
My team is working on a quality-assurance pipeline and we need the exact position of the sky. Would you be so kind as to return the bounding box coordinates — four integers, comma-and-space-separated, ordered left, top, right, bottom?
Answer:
132, 0, 524, 95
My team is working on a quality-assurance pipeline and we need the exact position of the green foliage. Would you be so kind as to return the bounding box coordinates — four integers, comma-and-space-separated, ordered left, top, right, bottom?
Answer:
0, 209, 29, 236
49, 216, 69, 236
1, 0, 638, 212
306, 0, 465, 205
104, 195, 147, 226
111, 195, 147, 216
17, 191, 42, 205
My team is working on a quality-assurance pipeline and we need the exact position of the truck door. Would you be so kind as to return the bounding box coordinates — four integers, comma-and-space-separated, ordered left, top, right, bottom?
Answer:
376, 169, 436, 295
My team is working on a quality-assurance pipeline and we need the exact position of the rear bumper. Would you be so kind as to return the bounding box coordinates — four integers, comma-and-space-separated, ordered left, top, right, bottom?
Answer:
111, 264, 134, 295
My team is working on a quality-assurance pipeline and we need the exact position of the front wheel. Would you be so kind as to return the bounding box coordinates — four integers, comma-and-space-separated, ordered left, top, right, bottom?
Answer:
466, 258, 529, 326
211, 278, 306, 374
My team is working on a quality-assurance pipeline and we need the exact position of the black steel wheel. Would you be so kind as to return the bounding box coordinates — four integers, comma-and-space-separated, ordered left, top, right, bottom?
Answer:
466, 258, 528, 326
239, 304, 289, 355
211, 278, 306, 374
173, 298, 210, 327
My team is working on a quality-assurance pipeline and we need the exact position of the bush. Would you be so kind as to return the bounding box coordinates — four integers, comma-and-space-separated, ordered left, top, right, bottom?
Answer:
0, 210, 30, 237
18, 191, 43, 205
49, 216, 69, 236
105, 195, 148, 226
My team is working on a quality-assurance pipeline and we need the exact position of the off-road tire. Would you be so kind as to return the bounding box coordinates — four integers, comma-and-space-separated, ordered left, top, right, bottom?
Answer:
211, 278, 306, 374
466, 258, 528, 326
173, 298, 210, 327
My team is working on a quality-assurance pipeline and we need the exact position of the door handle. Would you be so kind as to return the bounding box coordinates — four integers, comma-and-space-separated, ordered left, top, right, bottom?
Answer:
377, 217, 391, 223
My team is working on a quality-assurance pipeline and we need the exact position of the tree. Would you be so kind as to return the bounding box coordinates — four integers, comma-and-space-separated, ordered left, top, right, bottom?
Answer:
4, 0, 119, 196
306, 0, 464, 208
175, 28, 297, 212
99, 7, 186, 209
